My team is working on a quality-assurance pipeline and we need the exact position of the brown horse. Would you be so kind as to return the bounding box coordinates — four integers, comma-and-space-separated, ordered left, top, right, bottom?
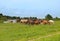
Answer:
41, 20, 49, 24
27, 19, 34, 25
34, 19, 40, 25
27, 19, 41, 25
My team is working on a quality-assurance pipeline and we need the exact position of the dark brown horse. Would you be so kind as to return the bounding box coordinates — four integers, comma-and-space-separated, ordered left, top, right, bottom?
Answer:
27, 19, 34, 25
27, 19, 41, 25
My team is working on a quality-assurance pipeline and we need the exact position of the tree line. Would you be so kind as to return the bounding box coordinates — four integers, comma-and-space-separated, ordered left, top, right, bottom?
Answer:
0, 13, 60, 23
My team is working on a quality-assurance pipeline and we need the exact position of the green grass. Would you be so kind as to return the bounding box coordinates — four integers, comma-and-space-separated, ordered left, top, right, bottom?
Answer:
0, 21, 60, 41
36, 34, 60, 41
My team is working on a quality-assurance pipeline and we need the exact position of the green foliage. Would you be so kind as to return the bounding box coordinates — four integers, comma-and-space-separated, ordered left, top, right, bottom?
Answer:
0, 13, 3, 17
0, 13, 7, 22
53, 17, 60, 21
45, 14, 53, 20
0, 13, 21, 23
29, 17, 37, 20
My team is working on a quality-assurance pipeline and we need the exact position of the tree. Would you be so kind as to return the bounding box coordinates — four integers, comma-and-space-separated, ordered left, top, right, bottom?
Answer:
0, 13, 3, 18
0, 13, 7, 23
0, 13, 3, 16
23, 17, 29, 19
45, 14, 53, 20
29, 17, 37, 20
54, 17, 60, 20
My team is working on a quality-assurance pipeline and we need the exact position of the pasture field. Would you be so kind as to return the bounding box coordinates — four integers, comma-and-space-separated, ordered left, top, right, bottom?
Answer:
0, 21, 60, 41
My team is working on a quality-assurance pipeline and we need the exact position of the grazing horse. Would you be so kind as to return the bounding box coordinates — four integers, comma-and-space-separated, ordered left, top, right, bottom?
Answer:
48, 20, 54, 24
41, 20, 48, 24
16, 19, 21, 23
27, 19, 41, 25
38, 19, 42, 24
34, 19, 40, 25
27, 19, 34, 25
20, 19, 28, 24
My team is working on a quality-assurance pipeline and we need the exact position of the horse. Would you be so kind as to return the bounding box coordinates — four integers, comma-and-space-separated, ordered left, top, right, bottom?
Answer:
34, 19, 41, 25
20, 19, 28, 24
48, 20, 54, 24
27, 19, 34, 25
41, 20, 48, 25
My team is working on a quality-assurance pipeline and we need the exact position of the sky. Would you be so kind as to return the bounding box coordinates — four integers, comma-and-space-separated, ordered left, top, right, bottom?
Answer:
0, 0, 60, 18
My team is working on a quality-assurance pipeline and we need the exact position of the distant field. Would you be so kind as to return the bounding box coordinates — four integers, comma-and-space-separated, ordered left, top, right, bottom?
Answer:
0, 21, 60, 41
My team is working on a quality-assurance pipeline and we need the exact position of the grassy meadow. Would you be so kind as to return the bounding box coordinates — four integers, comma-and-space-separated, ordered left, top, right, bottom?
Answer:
0, 21, 60, 41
